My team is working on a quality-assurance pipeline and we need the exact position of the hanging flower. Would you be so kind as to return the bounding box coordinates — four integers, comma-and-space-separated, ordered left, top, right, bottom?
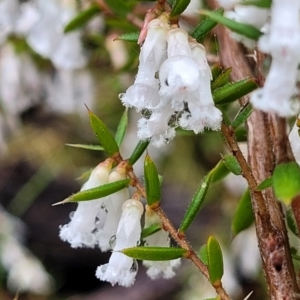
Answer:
96, 199, 144, 287
142, 208, 181, 279
59, 159, 113, 248
98, 162, 130, 251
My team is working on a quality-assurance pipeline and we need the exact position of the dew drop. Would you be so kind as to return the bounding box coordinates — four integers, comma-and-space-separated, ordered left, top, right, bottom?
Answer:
69, 211, 75, 220
109, 235, 116, 248
130, 260, 138, 273
118, 93, 125, 101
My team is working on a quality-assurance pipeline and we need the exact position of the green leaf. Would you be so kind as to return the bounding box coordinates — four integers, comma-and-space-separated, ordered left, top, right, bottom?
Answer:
231, 102, 253, 129
207, 236, 224, 285
286, 207, 299, 237
122, 246, 187, 261
179, 172, 213, 232
256, 176, 273, 191
128, 140, 150, 165
231, 189, 254, 236
141, 224, 162, 239
199, 244, 208, 265
116, 31, 139, 43
54, 179, 131, 204
115, 108, 128, 146
191, 8, 224, 43
211, 64, 222, 82
88, 108, 119, 156
144, 155, 161, 206
200, 10, 263, 40
213, 78, 257, 105
64, 4, 101, 33
211, 160, 230, 183
211, 68, 232, 91
242, 0, 272, 8
273, 162, 300, 205
65, 143, 104, 151
222, 154, 242, 175
170, 0, 191, 17
105, 0, 131, 16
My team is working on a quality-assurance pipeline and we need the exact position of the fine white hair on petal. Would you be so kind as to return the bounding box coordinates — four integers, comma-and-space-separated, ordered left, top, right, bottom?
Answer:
59, 161, 112, 248
166, 28, 193, 58
289, 118, 300, 165
119, 83, 160, 111
96, 199, 143, 287
159, 56, 200, 110
137, 103, 176, 147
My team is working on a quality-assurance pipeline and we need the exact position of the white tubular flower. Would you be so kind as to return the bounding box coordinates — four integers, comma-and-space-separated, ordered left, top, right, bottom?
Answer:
166, 28, 192, 58
159, 56, 201, 111
179, 42, 222, 133
99, 163, 130, 251
143, 209, 181, 279
289, 118, 300, 165
59, 159, 112, 248
96, 199, 144, 287
137, 103, 176, 147
250, 0, 300, 117
141, 15, 170, 70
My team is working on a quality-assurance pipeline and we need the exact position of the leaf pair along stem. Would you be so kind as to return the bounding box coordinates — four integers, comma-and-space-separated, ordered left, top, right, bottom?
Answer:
207, 0, 300, 296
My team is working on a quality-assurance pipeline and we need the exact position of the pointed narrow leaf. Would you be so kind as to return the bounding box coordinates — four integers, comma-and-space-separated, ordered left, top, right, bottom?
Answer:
115, 108, 128, 146
232, 189, 254, 236
242, 0, 271, 8
64, 4, 101, 33
232, 102, 253, 129
128, 140, 150, 165
211, 64, 222, 82
88, 109, 119, 156
286, 207, 299, 237
122, 246, 187, 261
65, 179, 130, 202
170, 0, 191, 17
200, 10, 263, 40
141, 224, 161, 239
191, 8, 224, 43
213, 79, 257, 105
222, 154, 242, 175
65, 143, 104, 151
207, 236, 224, 285
105, 0, 131, 16
144, 155, 161, 206
179, 172, 213, 232
211, 160, 230, 183
273, 162, 300, 205
211, 68, 232, 91
199, 244, 208, 265
116, 31, 139, 43
256, 176, 273, 191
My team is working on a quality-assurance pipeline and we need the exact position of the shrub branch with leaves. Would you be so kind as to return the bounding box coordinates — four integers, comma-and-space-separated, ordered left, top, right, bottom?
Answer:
55, 0, 300, 299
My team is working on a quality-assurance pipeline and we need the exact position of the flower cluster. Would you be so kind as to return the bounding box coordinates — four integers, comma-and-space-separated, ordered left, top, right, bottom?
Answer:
119, 15, 222, 147
59, 160, 180, 287
219, 0, 300, 117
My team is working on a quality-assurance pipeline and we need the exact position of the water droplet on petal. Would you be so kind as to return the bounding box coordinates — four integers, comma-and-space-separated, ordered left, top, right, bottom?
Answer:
130, 259, 138, 273
109, 235, 116, 248
118, 93, 125, 101
69, 211, 75, 220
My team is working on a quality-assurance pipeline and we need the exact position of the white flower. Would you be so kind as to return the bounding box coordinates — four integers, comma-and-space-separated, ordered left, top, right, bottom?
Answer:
137, 102, 176, 147
96, 199, 144, 287
59, 159, 112, 248
98, 163, 130, 251
179, 42, 222, 133
143, 209, 181, 279
166, 28, 192, 58
250, 0, 300, 117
